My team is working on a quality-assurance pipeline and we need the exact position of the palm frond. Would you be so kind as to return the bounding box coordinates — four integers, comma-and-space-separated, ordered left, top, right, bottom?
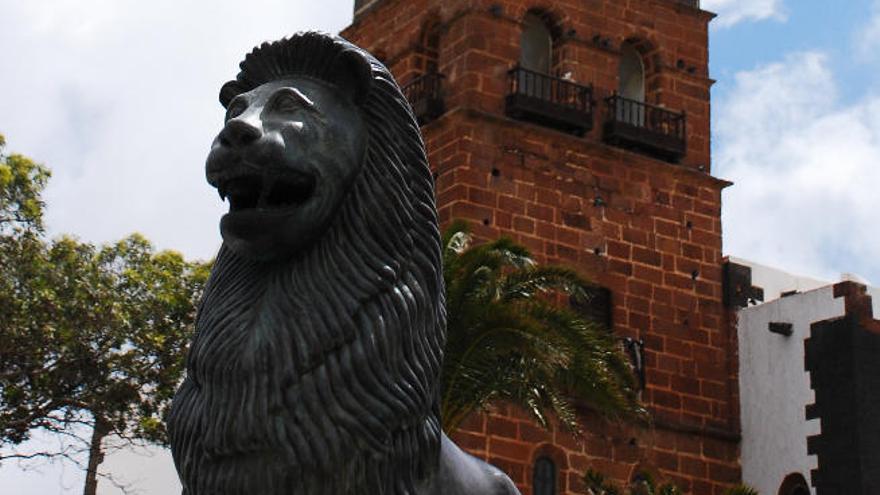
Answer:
441, 220, 645, 433
499, 265, 590, 302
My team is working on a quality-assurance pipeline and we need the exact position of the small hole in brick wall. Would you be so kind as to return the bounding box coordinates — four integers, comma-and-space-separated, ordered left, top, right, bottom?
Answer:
691, 269, 699, 280
593, 247, 603, 256
432, 171, 439, 181
491, 168, 501, 177
628, 438, 638, 447
686, 220, 693, 229
482, 218, 490, 226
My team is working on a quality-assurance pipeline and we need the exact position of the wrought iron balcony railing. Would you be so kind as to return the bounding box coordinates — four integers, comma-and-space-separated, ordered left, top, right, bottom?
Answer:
603, 95, 686, 162
505, 66, 594, 136
403, 72, 446, 126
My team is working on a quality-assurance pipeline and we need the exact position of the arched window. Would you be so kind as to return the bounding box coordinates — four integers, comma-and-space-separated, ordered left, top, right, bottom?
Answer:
532, 456, 557, 495
520, 13, 552, 73
417, 21, 441, 74
619, 42, 645, 102
778, 473, 810, 495
617, 42, 646, 125
405, 20, 445, 125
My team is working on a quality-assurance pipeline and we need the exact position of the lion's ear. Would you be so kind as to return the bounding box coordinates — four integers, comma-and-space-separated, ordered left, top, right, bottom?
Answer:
331, 49, 373, 105
219, 80, 246, 108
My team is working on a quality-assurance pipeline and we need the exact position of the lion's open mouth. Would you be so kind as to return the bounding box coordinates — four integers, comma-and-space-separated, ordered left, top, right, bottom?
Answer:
218, 173, 316, 213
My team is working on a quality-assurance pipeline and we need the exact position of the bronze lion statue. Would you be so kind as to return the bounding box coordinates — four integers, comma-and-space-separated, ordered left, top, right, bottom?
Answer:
167, 32, 520, 495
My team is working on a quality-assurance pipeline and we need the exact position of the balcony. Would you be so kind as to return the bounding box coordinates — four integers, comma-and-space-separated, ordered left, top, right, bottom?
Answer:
403, 72, 446, 126
603, 95, 687, 162
505, 66, 594, 136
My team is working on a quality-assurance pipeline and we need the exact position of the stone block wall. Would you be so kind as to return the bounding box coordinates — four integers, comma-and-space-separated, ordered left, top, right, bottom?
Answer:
343, 0, 714, 170
343, 1, 740, 493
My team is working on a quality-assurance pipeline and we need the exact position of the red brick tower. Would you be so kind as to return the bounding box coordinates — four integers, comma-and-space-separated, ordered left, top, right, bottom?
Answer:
343, 1, 738, 493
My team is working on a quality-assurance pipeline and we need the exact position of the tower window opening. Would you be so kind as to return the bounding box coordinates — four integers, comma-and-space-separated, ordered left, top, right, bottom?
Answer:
603, 39, 687, 161
619, 42, 645, 102
520, 13, 553, 74
617, 42, 645, 125
404, 20, 445, 125
506, 11, 593, 135
416, 21, 442, 74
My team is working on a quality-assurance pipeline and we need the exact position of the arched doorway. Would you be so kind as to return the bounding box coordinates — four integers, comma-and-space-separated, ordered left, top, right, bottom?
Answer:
417, 20, 441, 75
520, 12, 552, 73
617, 42, 645, 125
532, 456, 557, 495
778, 473, 811, 495
518, 13, 554, 100
619, 42, 645, 102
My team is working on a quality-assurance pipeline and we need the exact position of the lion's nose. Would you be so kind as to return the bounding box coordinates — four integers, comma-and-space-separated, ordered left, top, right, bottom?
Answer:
219, 118, 262, 148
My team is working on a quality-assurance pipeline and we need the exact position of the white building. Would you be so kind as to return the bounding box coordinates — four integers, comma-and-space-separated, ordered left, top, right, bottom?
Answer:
733, 257, 878, 495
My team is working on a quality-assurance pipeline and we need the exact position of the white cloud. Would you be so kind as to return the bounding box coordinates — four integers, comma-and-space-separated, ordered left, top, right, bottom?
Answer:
0, 1, 354, 492
855, 0, 880, 59
702, 0, 787, 28
0, 0, 353, 262
717, 51, 880, 284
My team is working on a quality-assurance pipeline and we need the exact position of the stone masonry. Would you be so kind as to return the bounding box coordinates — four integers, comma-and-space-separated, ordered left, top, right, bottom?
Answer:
343, 1, 739, 493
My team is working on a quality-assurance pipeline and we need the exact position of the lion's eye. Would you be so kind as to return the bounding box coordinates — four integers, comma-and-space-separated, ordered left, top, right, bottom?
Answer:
225, 100, 247, 122
268, 88, 316, 117
271, 93, 305, 114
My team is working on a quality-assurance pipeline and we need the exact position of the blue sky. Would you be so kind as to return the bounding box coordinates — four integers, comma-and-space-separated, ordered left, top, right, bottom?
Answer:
712, 0, 873, 101
709, 0, 880, 284
0, 0, 879, 493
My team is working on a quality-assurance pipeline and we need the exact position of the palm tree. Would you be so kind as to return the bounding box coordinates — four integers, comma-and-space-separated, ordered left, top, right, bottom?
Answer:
440, 221, 645, 433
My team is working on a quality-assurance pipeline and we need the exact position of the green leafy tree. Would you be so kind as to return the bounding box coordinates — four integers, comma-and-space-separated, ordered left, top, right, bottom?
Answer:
0, 134, 210, 494
0, 134, 50, 235
440, 221, 645, 433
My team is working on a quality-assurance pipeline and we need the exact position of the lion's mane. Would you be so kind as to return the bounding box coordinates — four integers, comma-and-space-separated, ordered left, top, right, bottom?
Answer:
168, 32, 445, 495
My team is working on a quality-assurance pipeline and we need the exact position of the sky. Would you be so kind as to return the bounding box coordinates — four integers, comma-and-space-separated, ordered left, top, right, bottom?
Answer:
1, 0, 879, 493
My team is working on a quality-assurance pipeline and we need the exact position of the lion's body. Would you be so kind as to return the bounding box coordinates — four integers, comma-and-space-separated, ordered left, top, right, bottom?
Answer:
169, 236, 443, 494
168, 32, 520, 495
425, 435, 521, 495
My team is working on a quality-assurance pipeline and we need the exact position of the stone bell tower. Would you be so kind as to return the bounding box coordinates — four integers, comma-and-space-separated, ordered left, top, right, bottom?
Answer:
343, 1, 740, 493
